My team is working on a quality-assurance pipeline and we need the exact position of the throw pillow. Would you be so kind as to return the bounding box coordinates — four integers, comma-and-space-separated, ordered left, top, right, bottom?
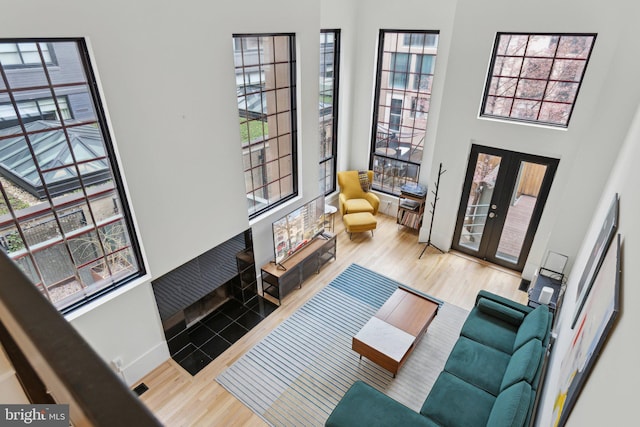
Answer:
512, 305, 550, 352
500, 339, 543, 392
477, 298, 525, 326
358, 170, 370, 192
487, 381, 532, 427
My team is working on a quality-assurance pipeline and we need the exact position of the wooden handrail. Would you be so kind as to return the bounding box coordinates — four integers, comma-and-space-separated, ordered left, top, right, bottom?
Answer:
0, 251, 162, 426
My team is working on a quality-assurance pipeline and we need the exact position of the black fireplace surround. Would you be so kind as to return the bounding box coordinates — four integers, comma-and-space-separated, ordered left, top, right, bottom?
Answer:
151, 228, 277, 374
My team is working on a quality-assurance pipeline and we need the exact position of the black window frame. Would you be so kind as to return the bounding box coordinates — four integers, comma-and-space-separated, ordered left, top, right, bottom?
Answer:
0, 38, 145, 314
233, 33, 298, 219
319, 29, 340, 196
480, 32, 597, 128
369, 29, 440, 196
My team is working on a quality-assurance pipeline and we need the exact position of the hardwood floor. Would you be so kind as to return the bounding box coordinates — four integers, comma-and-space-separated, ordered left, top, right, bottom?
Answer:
138, 212, 527, 426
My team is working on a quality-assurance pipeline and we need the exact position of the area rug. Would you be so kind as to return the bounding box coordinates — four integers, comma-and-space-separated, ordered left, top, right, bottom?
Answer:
216, 263, 468, 426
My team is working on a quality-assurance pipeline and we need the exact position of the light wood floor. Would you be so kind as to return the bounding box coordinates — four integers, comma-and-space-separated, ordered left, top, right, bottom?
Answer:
139, 212, 528, 426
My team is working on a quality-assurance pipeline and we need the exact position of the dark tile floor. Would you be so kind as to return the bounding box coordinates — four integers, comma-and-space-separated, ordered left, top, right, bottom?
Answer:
171, 296, 278, 376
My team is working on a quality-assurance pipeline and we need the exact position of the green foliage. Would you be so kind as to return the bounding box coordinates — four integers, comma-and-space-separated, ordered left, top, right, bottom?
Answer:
0, 196, 30, 216
239, 119, 268, 143
5, 232, 24, 252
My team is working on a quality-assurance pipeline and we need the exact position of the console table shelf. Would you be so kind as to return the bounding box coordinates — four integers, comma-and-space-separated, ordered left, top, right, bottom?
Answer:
397, 190, 427, 230
234, 248, 257, 304
261, 233, 337, 305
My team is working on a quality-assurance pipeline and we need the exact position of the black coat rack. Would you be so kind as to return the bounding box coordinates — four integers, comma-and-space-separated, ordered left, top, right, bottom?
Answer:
419, 162, 446, 259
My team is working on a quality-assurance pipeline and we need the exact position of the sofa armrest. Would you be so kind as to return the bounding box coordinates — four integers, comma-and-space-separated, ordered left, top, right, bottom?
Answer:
476, 290, 532, 316
326, 381, 437, 427
338, 193, 348, 215
363, 192, 380, 215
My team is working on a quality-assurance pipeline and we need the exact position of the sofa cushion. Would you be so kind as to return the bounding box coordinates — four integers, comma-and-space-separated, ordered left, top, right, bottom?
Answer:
460, 308, 519, 354
420, 372, 495, 427
477, 298, 525, 326
444, 336, 511, 396
486, 381, 532, 427
512, 305, 550, 352
325, 380, 437, 427
500, 339, 543, 392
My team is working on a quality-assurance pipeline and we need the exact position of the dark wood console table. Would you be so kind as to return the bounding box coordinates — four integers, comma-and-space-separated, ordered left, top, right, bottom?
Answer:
260, 233, 336, 305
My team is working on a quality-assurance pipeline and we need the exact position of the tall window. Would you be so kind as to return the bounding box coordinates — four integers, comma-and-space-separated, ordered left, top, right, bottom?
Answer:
234, 34, 298, 218
0, 39, 144, 313
370, 30, 439, 195
319, 30, 340, 196
481, 33, 596, 127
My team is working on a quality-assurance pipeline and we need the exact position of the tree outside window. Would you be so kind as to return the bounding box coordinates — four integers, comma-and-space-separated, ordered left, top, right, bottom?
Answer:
481, 33, 596, 127
234, 34, 298, 218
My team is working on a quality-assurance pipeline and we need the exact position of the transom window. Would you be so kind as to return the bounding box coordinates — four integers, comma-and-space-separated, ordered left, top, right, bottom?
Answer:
481, 33, 596, 127
370, 30, 439, 195
319, 30, 340, 196
0, 39, 144, 313
233, 33, 297, 218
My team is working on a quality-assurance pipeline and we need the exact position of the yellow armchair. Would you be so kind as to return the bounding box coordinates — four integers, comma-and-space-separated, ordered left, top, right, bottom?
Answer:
337, 170, 380, 216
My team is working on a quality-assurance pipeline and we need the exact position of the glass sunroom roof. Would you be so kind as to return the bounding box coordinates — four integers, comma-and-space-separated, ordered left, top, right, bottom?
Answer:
0, 120, 111, 199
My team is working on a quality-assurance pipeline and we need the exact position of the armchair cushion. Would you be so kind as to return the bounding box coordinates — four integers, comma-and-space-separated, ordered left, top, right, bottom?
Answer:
339, 170, 366, 199
344, 199, 375, 214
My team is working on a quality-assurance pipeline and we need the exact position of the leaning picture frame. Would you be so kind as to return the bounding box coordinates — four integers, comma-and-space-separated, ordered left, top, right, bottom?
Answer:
553, 233, 621, 426
571, 193, 618, 328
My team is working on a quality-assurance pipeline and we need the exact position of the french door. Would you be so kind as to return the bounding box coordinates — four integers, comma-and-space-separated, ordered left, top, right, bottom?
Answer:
451, 145, 559, 271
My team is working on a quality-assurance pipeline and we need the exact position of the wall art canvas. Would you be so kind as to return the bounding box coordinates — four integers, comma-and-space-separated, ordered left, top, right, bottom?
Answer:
553, 233, 621, 426
571, 193, 618, 328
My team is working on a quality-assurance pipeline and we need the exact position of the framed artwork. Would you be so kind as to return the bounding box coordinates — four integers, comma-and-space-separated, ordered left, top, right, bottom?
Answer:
553, 233, 621, 426
571, 193, 619, 328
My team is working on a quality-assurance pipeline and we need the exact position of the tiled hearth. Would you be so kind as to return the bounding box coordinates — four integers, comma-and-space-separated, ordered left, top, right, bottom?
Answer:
170, 297, 278, 375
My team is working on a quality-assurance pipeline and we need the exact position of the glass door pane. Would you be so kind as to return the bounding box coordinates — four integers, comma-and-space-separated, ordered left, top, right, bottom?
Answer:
457, 153, 502, 251
495, 161, 547, 263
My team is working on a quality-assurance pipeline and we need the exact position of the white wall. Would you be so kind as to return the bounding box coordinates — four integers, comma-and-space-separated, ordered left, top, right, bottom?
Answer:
3, 1, 639, 413
345, 0, 458, 176
331, 1, 640, 423
1, 0, 324, 385
538, 94, 640, 427
427, 0, 640, 279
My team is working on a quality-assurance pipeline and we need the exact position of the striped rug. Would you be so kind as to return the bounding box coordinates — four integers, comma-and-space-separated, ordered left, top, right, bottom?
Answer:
216, 263, 468, 426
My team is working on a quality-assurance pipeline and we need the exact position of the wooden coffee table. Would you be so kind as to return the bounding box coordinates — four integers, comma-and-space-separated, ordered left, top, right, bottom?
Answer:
352, 286, 440, 376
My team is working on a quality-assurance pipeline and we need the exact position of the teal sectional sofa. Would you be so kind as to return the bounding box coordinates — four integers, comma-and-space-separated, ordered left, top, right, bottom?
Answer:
325, 290, 552, 427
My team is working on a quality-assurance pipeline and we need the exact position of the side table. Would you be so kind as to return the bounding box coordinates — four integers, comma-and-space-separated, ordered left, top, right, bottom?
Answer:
527, 269, 565, 329
324, 204, 338, 232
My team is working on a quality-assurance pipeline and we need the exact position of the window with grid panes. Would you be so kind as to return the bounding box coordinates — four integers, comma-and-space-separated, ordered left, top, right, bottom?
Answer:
319, 30, 340, 196
0, 39, 144, 313
370, 30, 439, 195
481, 33, 596, 127
234, 34, 298, 218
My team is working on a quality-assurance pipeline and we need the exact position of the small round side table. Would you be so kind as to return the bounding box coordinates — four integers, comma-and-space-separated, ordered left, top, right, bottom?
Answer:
324, 204, 338, 232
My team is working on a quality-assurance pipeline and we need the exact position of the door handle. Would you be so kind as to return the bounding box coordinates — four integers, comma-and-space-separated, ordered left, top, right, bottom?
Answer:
489, 212, 496, 218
